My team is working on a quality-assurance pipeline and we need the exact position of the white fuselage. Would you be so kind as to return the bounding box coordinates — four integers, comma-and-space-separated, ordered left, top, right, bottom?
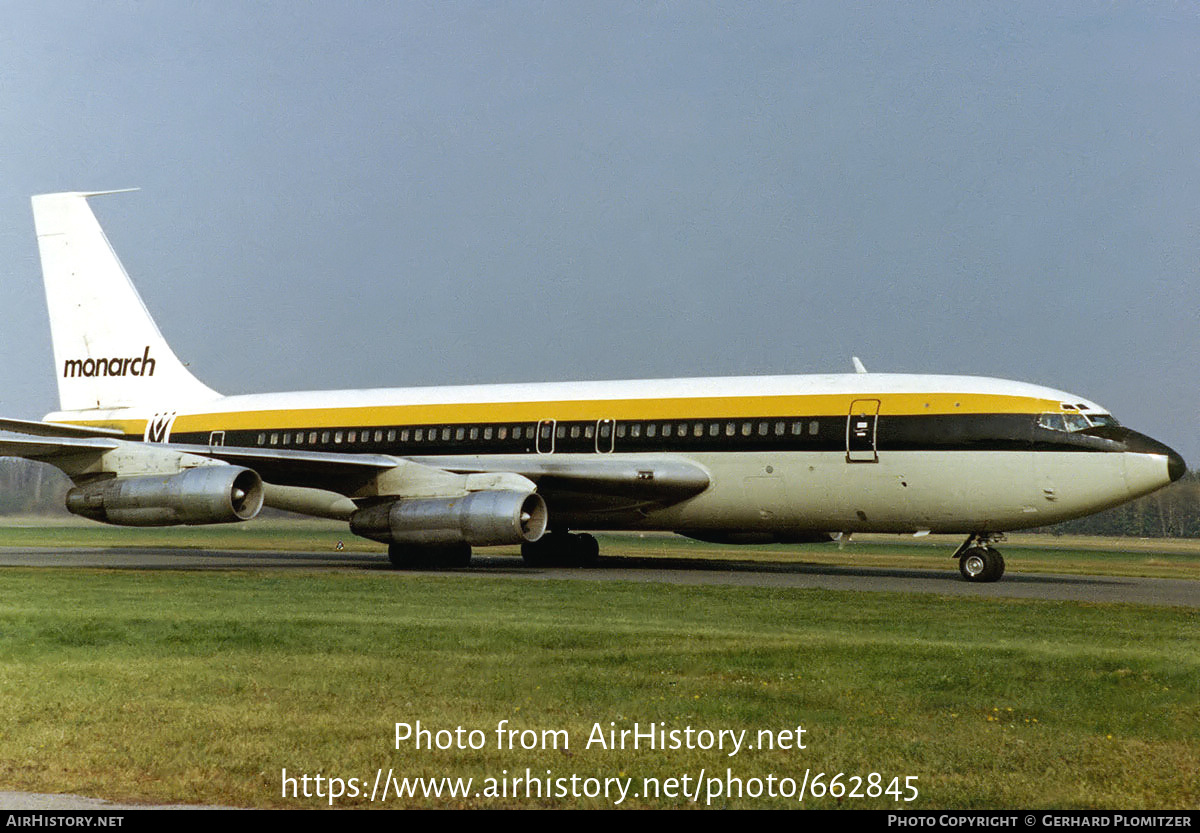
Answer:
48, 371, 1182, 538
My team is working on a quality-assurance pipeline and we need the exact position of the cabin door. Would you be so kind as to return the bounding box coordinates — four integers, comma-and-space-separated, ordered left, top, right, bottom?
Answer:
846, 399, 880, 463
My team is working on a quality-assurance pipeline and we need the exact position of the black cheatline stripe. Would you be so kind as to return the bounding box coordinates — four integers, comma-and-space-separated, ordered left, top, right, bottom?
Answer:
155, 413, 1125, 457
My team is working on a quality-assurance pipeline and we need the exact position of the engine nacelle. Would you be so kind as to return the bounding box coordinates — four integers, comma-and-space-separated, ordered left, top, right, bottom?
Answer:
350, 490, 548, 547
66, 466, 264, 526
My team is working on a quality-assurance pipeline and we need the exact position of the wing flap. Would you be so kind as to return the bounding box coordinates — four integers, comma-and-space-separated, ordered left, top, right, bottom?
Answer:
0, 418, 126, 438
0, 431, 119, 460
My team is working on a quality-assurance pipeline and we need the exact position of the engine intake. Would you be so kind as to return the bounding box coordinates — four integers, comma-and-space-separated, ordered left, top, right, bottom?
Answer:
350, 490, 548, 547
66, 466, 264, 526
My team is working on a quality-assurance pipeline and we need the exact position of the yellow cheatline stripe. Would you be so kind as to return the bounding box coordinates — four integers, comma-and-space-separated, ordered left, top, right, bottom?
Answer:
60, 391, 1063, 436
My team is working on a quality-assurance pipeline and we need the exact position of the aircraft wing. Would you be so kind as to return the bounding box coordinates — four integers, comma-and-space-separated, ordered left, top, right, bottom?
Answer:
0, 429, 119, 461
405, 454, 711, 511
1, 425, 710, 514
173, 444, 401, 489
0, 417, 126, 438
194, 447, 711, 511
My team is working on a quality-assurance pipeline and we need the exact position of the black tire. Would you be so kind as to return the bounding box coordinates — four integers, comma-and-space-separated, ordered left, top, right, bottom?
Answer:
442, 543, 472, 568
388, 543, 471, 569
521, 539, 551, 566
577, 533, 600, 566
984, 551, 1005, 582
387, 543, 411, 569
958, 546, 1004, 583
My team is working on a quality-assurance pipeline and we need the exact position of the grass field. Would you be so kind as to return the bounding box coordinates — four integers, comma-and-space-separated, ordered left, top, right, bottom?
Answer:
0, 527, 1197, 809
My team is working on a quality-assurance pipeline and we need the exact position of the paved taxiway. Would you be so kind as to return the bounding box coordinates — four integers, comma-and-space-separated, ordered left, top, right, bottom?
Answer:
1, 546, 1196, 607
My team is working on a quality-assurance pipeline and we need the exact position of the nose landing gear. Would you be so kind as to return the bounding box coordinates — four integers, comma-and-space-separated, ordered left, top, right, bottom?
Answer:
954, 534, 1006, 582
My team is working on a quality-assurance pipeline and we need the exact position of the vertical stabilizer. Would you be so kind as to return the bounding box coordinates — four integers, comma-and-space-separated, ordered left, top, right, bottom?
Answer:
31, 191, 219, 412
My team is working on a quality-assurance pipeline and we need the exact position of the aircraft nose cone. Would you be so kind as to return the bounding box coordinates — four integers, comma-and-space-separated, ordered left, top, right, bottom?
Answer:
1123, 430, 1186, 483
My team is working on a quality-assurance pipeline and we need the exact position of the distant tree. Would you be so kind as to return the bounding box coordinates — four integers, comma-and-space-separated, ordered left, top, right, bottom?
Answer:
0, 458, 71, 517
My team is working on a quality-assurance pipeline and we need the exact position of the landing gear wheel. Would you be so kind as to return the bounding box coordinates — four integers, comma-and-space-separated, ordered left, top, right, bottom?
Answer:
958, 546, 1004, 583
520, 538, 552, 566
521, 532, 600, 567
388, 542, 472, 569
575, 533, 600, 567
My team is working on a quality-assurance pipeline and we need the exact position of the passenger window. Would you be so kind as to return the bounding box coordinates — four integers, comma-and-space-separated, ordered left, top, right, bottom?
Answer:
809, 421, 819, 435
757, 422, 768, 436
484, 427, 493, 440
388, 429, 396, 442
570, 425, 581, 439
257, 433, 266, 445
742, 422, 752, 436
469, 427, 479, 440
456, 427, 465, 441
630, 424, 641, 438
662, 423, 672, 438
646, 423, 656, 438
775, 421, 785, 435
498, 427, 508, 440
334, 432, 343, 444
309, 432, 318, 444
708, 423, 719, 437
347, 431, 356, 443
726, 422, 736, 437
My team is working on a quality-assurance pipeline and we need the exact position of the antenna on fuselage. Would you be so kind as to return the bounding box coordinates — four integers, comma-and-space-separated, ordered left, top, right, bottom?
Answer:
852, 357, 868, 374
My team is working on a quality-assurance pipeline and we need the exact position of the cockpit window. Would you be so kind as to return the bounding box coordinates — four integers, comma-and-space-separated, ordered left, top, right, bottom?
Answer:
1062, 413, 1091, 432
1039, 412, 1120, 432
1038, 413, 1066, 431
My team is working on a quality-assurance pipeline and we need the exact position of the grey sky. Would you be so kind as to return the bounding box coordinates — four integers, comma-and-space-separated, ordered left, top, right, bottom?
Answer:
2, 2, 1197, 464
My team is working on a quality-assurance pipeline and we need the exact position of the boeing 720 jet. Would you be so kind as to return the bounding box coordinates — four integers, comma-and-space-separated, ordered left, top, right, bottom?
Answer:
1, 191, 1185, 581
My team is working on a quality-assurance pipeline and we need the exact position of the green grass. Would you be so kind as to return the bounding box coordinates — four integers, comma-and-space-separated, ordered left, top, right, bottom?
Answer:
0, 569, 1196, 809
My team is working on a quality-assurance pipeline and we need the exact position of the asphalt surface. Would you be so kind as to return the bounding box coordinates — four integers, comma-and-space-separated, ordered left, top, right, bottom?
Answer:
0, 545, 1196, 607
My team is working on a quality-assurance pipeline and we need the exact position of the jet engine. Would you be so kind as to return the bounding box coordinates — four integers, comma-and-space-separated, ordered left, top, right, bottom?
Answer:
350, 490, 548, 547
66, 466, 264, 526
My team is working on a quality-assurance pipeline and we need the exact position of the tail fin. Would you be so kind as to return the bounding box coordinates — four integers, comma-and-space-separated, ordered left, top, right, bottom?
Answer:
31, 191, 219, 412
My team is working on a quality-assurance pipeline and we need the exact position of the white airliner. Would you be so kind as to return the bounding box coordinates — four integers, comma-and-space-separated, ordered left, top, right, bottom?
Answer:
1, 191, 1185, 582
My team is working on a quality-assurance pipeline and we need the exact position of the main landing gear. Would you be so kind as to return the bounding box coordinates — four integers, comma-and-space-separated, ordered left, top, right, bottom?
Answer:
521, 531, 600, 567
387, 542, 472, 570
954, 534, 1006, 582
